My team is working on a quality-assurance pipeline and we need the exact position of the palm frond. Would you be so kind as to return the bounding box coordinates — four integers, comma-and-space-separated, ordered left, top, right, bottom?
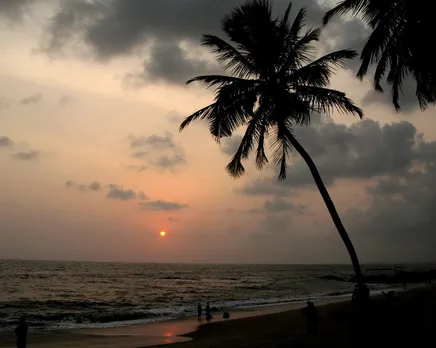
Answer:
296, 86, 364, 118
278, 2, 293, 45
280, 27, 320, 74
186, 75, 256, 89
290, 8, 307, 37
180, 80, 257, 137
222, 0, 274, 42
202, 35, 255, 78
179, 104, 216, 132
225, 119, 258, 178
287, 49, 357, 86
208, 81, 258, 139
280, 92, 313, 126
356, 12, 404, 79
270, 119, 294, 180
323, 0, 368, 25
183, 0, 365, 181
221, 0, 279, 75
255, 116, 270, 170
386, 55, 407, 111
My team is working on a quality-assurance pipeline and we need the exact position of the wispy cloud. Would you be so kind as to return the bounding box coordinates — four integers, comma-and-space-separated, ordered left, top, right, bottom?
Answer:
19, 94, 43, 106
13, 151, 39, 161
140, 200, 189, 211
0, 136, 14, 148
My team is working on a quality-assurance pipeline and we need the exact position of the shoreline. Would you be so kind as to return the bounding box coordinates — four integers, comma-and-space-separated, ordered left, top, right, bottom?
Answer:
0, 285, 416, 348
150, 285, 436, 348
0, 293, 353, 348
5, 285, 403, 332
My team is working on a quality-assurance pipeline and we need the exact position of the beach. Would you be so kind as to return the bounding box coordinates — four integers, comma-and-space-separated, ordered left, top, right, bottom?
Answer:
1, 286, 434, 347
0, 261, 412, 331
0, 298, 342, 347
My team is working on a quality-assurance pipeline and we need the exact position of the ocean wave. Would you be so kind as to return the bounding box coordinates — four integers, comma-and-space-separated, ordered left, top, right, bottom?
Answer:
0, 299, 136, 310
0, 286, 408, 331
1, 261, 421, 332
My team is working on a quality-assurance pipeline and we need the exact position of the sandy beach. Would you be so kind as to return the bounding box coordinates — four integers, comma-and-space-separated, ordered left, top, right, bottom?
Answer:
0, 296, 349, 347
2, 286, 433, 348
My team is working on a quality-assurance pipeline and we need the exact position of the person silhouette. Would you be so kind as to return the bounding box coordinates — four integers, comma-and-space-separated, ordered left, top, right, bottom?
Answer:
205, 302, 212, 321
197, 303, 202, 321
15, 317, 28, 348
303, 301, 318, 335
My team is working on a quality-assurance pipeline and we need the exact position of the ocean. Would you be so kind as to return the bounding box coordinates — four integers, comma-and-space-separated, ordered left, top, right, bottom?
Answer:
0, 260, 413, 331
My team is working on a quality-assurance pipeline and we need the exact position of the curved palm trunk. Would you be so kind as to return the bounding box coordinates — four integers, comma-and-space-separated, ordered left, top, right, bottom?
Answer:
289, 135, 363, 286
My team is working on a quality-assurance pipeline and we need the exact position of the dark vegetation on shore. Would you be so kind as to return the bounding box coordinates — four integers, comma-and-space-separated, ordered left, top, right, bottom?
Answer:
155, 286, 436, 348
322, 268, 436, 284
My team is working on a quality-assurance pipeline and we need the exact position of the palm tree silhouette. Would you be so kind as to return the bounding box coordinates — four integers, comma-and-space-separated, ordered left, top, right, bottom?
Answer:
180, 0, 365, 288
323, 0, 436, 111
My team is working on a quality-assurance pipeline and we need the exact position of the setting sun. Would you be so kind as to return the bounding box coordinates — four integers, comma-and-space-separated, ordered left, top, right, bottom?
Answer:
160, 231, 166, 237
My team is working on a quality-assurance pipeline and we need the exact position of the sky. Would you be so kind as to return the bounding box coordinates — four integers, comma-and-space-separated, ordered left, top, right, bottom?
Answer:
0, 0, 435, 264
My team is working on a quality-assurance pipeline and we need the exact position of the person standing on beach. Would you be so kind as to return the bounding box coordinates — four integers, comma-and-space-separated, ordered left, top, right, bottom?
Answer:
15, 317, 28, 348
303, 301, 318, 335
205, 302, 212, 321
197, 303, 202, 321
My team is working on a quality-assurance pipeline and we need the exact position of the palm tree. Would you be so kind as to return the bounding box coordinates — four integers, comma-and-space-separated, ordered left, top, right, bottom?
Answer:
323, 0, 436, 111
180, 0, 366, 288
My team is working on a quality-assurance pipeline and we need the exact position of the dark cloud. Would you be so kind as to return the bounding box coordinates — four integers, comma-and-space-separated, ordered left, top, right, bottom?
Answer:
264, 198, 306, 214
362, 77, 420, 112
89, 181, 101, 192
0, 136, 14, 148
152, 153, 186, 169
0, 0, 33, 21
127, 131, 187, 172
106, 185, 137, 201
19, 94, 42, 105
321, 16, 419, 112
66, 180, 150, 203
320, 18, 370, 74
128, 132, 176, 149
37, 0, 363, 84
140, 200, 189, 211
237, 117, 436, 260
13, 151, 38, 160
346, 160, 436, 262
242, 119, 420, 195
65, 180, 75, 188
65, 180, 101, 192
242, 179, 288, 197
125, 42, 217, 86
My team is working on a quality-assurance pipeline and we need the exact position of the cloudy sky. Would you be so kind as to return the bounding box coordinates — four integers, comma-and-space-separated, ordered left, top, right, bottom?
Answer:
0, 0, 435, 264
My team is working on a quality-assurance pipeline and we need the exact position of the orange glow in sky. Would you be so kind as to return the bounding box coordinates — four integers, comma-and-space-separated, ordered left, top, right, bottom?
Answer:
160, 231, 166, 237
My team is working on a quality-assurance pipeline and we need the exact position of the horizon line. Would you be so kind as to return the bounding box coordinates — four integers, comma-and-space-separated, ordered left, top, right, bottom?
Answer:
2, 258, 435, 266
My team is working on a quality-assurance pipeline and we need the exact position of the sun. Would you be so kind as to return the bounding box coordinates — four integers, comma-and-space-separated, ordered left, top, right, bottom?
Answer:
160, 231, 166, 237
